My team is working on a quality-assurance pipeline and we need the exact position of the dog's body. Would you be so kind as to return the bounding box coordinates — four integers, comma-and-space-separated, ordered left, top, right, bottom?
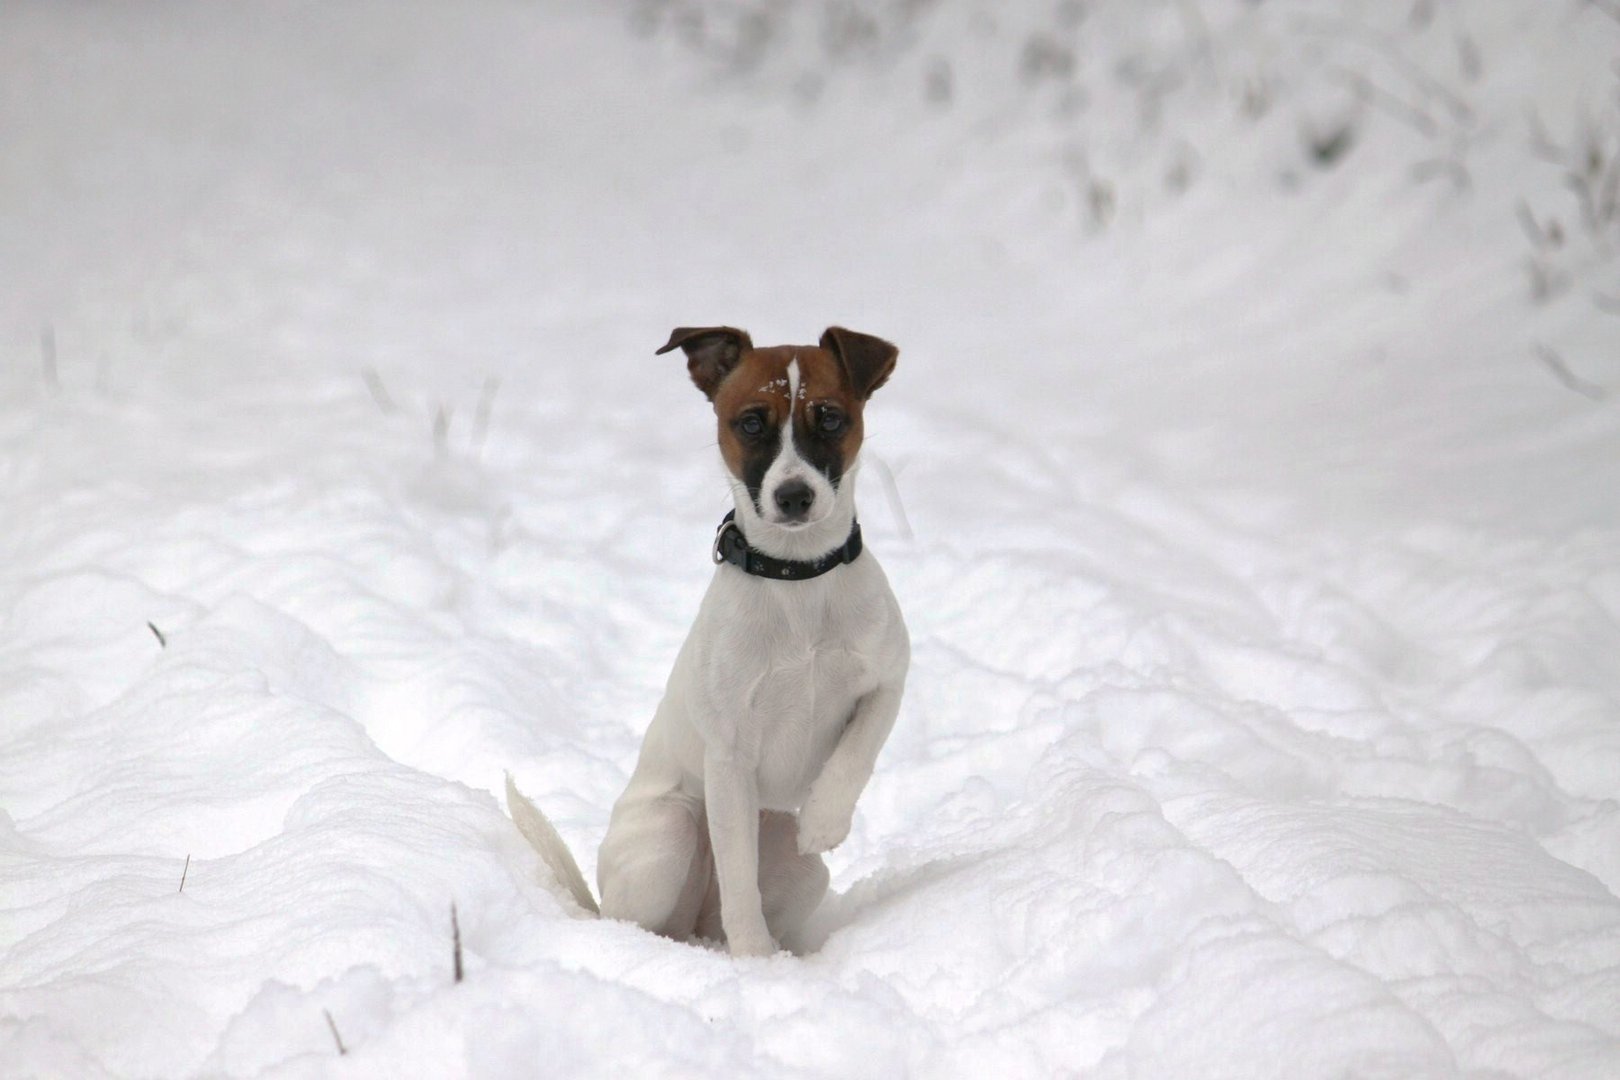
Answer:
508, 326, 908, 956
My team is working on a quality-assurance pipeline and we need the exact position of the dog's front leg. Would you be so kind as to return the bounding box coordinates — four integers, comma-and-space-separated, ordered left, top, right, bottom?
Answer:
704, 752, 775, 956
798, 684, 904, 856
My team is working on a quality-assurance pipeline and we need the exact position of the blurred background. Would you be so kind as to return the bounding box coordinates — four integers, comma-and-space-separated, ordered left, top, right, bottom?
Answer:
5, 0, 1618, 527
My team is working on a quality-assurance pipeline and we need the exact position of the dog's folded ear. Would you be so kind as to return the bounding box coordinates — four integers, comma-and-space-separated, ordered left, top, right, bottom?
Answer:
820, 327, 898, 400
657, 326, 754, 400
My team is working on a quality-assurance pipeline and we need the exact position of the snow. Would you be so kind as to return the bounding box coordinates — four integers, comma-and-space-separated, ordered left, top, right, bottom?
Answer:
3, 1, 1620, 1077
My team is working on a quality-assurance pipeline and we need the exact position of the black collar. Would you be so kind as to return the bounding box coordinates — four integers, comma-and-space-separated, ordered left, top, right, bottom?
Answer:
712, 510, 863, 580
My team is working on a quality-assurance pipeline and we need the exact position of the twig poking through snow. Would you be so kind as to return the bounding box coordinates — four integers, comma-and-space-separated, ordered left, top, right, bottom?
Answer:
323, 1010, 347, 1055
869, 455, 914, 541
1526, 258, 1571, 304
1300, 14, 1473, 125
1534, 344, 1607, 400
1173, 0, 1218, 82
1308, 123, 1357, 169
1455, 32, 1482, 83
1411, 157, 1469, 190
362, 368, 397, 414
41, 325, 58, 391
1528, 110, 1566, 166
472, 377, 501, 454
451, 902, 463, 984
1589, 0, 1620, 28
433, 407, 451, 460
178, 854, 190, 893
1516, 200, 1561, 251
147, 622, 167, 648
1332, 67, 1437, 137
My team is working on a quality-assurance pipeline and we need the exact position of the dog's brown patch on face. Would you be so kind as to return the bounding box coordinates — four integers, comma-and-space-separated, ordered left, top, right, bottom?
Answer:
713, 347, 866, 502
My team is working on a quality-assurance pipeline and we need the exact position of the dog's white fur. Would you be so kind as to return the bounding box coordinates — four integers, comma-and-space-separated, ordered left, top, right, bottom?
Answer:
508, 357, 908, 956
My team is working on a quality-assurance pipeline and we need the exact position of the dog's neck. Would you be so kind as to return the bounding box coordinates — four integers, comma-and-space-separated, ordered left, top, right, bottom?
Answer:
726, 467, 860, 563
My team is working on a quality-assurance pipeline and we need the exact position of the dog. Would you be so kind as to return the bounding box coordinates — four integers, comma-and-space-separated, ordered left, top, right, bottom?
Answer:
506, 325, 910, 957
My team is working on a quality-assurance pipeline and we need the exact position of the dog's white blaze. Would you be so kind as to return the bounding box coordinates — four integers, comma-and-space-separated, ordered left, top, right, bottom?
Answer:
768, 357, 811, 480
784, 358, 802, 454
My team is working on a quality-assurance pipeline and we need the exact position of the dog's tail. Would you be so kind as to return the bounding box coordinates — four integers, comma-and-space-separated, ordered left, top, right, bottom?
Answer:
505, 772, 600, 916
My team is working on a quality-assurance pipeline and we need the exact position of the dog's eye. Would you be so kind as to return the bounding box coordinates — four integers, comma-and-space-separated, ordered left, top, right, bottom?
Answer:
817, 408, 845, 435
738, 414, 766, 438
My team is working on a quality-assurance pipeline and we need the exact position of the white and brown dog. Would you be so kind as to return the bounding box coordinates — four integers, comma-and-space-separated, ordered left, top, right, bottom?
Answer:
507, 325, 909, 957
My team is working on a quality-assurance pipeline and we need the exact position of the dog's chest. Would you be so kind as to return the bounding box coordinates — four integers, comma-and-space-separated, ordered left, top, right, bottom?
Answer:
747, 637, 870, 807
701, 578, 884, 807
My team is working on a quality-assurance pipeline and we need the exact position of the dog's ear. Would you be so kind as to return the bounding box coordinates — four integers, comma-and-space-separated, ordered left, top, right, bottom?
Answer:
820, 326, 898, 400
656, 326, 754, 400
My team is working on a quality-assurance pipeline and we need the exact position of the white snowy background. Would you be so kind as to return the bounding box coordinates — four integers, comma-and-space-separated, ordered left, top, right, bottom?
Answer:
3, 1, 1620, 1076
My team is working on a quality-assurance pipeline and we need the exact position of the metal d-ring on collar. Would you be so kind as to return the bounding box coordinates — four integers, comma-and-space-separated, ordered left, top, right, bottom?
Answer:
712, 510, 863, 581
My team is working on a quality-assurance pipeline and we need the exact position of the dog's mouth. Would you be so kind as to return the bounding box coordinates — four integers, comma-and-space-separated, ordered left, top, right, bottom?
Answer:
756, 506, 821, 529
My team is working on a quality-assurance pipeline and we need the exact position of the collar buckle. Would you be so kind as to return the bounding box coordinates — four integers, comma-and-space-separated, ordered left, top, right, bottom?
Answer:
712, 517, 741, 565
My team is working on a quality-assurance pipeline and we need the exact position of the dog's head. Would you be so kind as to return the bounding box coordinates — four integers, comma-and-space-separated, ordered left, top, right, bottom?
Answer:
657, 325, 897, 559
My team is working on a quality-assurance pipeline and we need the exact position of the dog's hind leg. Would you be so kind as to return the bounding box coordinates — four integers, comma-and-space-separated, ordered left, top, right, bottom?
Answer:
693, 811, 827, 951
597, 794, 712, 940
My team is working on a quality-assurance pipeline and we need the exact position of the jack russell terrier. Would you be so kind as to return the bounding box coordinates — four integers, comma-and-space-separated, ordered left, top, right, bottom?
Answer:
507, 325, 910, 957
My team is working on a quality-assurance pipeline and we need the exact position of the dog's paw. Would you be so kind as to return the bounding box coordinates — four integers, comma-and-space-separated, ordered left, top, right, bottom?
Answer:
796, 794, 853, 856
726, 929, 779, 958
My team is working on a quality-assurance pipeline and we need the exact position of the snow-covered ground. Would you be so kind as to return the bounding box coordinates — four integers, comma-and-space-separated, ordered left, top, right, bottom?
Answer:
3, 1, 1619, 1076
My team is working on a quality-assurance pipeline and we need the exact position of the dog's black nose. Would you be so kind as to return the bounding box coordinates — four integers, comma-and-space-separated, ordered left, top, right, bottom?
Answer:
773, 479, 815, 521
